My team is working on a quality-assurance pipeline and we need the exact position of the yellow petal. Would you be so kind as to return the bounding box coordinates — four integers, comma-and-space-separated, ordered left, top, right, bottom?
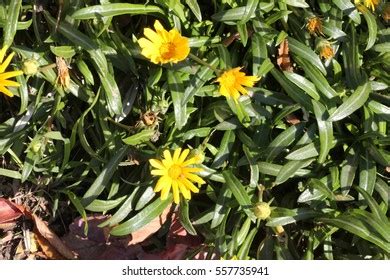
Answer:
173, 148, 182, 162
0, 85, 14, 97
144, 28, 161, 44
172, 180, 180, 204
0, 80, 20, 87
178, 181, 191, 200
161, 182, 172, 200
184, 173, 206, 184
149, 158, 165, 170
151, 169, 166, 176
0, 70, 23, 80
0, 46, 7, 64
182, 178, 199, 193
154, 20, 165, 32
163, 149, 173, 164
178, 149, 190, 163
0, 52, 15, 73
154, 176, 171, 192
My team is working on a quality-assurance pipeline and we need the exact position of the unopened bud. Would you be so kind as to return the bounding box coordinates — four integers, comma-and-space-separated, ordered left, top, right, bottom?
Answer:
22, 59, 40, 76
253, 202, 271, 220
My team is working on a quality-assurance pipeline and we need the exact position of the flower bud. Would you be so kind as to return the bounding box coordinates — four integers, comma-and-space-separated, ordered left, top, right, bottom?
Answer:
22, 59, 40, 76
253, 202, 271, 220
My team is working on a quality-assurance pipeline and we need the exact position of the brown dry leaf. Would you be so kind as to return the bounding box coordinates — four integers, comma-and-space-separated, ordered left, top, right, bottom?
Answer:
31, 212, 77, 259
56, 56, 70, 89
62, 215, 144, 259
286, 114, 301, 125
277, 39, 293, 72
127, 203, 172, 245
0, 198, 23, 224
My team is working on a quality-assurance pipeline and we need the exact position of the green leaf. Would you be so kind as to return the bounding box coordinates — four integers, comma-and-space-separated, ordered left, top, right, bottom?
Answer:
275, 158, 314, 185
211, 130, 235, 169
185, 0, 202, 21
266, 123, 305, 161
71, 3, 164, 19
3, 0, 22, 47
222, 170, 256, 221
284, 72, 321, 101
288, 37, 326, 76
267, 208, 320, 226
312, 100, 333, 163
168, 70, 187, 130
319, 216, 390, 253
179, 197, 197, 235
110, 196, 172, 236
359, 6, 377, 50
85, 196, 127, 212
82, 145, 129, 206
340, 146, 359, 195
328, 82, 371, 122
286, 142, 319, 160
122, 130, 155, 146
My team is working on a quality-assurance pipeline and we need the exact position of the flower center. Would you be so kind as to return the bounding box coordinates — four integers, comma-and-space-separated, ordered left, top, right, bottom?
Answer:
168, 164, 182, 179
160, 42, 175, 60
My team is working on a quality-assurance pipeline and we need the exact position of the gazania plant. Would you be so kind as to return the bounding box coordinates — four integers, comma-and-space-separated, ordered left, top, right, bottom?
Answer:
0, 0, 389, 261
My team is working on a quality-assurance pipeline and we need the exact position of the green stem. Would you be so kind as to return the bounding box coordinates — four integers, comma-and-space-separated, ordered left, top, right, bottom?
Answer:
188, 53, 221, 75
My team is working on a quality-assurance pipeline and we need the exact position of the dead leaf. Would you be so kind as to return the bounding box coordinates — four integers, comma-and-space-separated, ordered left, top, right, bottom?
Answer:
62, 215, 143, 259
286, 114, 301, 125
0, 198, 76, 259
0, 198, 23, 224
277, 39, 293, 72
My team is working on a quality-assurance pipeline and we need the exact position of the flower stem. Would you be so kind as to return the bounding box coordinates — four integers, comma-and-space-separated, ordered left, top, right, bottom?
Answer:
188, 53, 221, 75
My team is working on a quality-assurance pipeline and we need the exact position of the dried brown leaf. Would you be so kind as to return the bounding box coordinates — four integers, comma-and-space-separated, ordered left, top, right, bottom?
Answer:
277, 39, 293, 72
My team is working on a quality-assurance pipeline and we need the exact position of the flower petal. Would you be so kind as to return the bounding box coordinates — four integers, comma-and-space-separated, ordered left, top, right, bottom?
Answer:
172, 180, 180, 204
149, 159, 165, 170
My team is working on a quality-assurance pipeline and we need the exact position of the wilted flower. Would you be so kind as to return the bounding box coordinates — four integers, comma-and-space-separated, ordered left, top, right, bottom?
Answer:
0, 46, 23, 97
318, 41, 335, 60
216, 67, 260, 102
149, 148, 205, 204
306, 17, 324, 36
138, 20, 190, 64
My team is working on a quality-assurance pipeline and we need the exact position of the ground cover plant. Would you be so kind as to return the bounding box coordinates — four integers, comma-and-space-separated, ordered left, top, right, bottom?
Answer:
0, 0, 389, 260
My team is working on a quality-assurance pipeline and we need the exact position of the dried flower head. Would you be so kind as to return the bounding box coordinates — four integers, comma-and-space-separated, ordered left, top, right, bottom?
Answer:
306, 17, 324, 36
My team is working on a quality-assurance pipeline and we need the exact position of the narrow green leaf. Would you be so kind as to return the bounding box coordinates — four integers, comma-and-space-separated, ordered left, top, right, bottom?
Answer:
284, 72, 321, 100
179, 197, 197, 235
312, 100, 333, 163
185, 0, 202, 21
328, 82, 371, 122
110, 196, 172, 236
222, 170, 256, 221
71, 3, 164, 19
168, 70, 187, 130
3, 0, 22, 47
275, 158, 314, 185
122, 129, 155, 146
82, 145, 130, 206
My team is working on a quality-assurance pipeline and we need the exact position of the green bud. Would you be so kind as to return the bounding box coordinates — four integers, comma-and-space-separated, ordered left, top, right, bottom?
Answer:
253, 202, 271, 220
22, 59, 40, 76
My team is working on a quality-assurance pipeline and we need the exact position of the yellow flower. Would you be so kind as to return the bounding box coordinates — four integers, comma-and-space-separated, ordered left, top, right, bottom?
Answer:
306, 17, 324, 36
354, 0, 380, 11
149, 148, 205, 204
138, 20, 190, 64
0, 46, 23, 97
216, 67, 260, 102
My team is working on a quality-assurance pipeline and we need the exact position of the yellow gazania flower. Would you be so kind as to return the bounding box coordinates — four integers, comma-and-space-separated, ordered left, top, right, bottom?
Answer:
216, 67, 260, 102
138, 20, 190, 64
354, 0, 380, 11
149, 148, 205, 204
0, 46, 23, 97
306, 17, 324, 36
